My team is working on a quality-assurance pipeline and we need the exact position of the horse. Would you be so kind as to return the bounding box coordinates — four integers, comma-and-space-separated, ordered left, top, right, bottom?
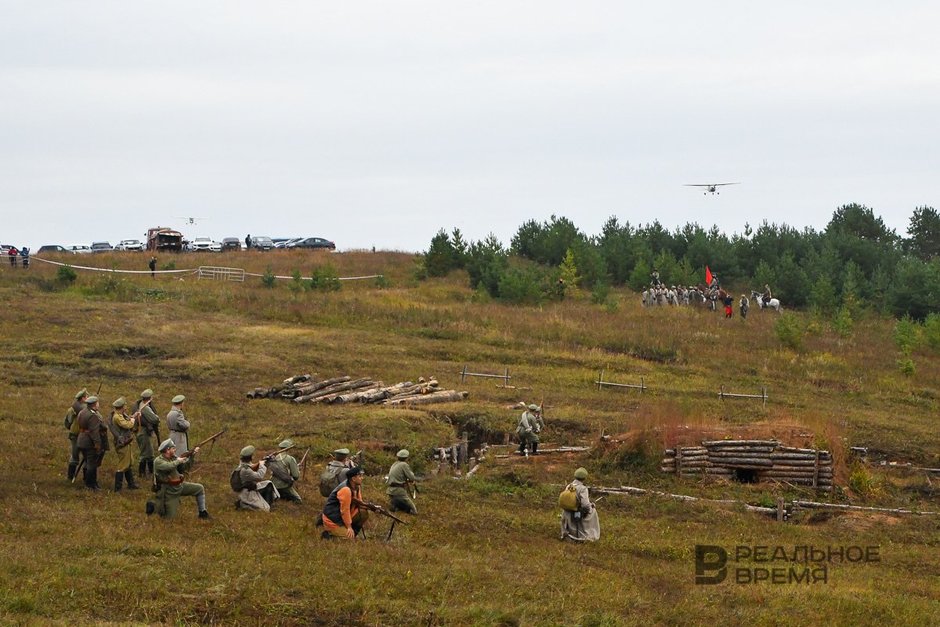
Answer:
751, 290, 781, 312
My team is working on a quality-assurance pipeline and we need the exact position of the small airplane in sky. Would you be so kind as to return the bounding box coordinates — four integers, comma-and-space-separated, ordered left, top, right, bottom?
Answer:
684, 182, 740, 195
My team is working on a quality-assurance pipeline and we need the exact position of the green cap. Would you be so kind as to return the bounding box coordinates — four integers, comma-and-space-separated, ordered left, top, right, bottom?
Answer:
158, 439, 175, 452
172, 394, 186, 404
397, 449, 410, 459
279, 439, 294, 449
574, 467, 588, 480
112, 397, 126, 409
527, 403, 539, 411
333, 448, 350, 456
75, 388, 88, 400
140, 389, 154, 399
240, 445, 256, 458
86, 396, 99, 405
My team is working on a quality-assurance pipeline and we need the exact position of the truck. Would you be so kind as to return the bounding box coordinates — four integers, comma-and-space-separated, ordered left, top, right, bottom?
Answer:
146, 227, 184, 252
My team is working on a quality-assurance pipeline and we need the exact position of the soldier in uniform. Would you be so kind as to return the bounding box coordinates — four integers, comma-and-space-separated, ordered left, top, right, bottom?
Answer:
233, 445, 279, 512
65, 388, 87, 481
321, 466, 366, 540
133, 389, 161, 478
560, 467, 600, 542
148, 439, 209, 519
516, 403, 543, 455
319, 448, 358, 497
269, 439, 302, 503
739, 294, 750, 319
166, 395, 190, 453
109, 397, 140, 492
386, 449, 418, 515
76, 396, 108, 490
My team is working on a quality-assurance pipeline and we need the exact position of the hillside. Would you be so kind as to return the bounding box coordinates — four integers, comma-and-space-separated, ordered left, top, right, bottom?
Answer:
0, 251, 937, 625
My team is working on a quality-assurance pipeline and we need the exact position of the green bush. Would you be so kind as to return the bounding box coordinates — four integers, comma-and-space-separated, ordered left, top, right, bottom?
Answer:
897, 356, 916, 377
160, 261, 176, 271
591, 281, 611, 306
893, 316, 920, 354
309, 265, 341, 291
261, 266, 276, 288
497, 265, 543, 305
774, 313, 804, 350
832, 306, 854, 338
56, 265, 77, 285
923, 313, 940, 350
288, 269, 305, 294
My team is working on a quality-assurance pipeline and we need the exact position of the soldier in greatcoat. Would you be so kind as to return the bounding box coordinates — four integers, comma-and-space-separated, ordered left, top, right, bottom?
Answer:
234, 446, 279, 512
65, 388, 87, 481
133, 389, 161, 478
76, 396, 108, 490
109, 397, 139, 492
560, 467, 600, 542
166, 394, 190, 453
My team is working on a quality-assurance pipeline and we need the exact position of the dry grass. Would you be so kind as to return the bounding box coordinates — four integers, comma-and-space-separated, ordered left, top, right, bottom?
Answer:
0, 253, 938, 625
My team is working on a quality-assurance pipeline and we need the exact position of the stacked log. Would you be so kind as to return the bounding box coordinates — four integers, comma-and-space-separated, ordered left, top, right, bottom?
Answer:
662, 440, 834, 489
247, 374, 468, 407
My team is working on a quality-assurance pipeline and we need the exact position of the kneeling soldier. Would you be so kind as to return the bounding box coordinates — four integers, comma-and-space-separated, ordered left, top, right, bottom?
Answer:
148, 439, 209, 519
233, 445, 279, 512
269, 439, 302, 503
386, 449, 418, 515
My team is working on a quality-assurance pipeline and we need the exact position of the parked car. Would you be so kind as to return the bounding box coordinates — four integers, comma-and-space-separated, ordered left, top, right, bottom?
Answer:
69, 245, 93, 254
288, 237, 336, 250
221, 237, 242, 252
116, 239, 144, 252
271, 238, 291, 248
251, 236, 275, 251
0, 244, 15, 255
191, 237, 222, 252
91, 242, 113, 253
276, 237, 304, 249
37, 245, 72, 254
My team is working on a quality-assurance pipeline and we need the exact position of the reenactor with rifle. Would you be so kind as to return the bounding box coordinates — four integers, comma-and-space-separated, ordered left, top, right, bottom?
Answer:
76, 395, 108, 490
147, 439, 209, 519
108, 397, 140, 492
319, 447, 359, 497
232, 445, 285, 512
166, 394, 190, 453
132, 389, 161, 478
386, 449, 418, 515
559, 467, 600, 542
268, 439, 303, 503
516, 403, 543, 455
65, 388, 87, 481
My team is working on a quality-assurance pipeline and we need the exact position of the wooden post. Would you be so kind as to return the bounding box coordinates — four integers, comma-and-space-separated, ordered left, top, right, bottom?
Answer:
776, 497, 785, 522
504, 368, 510, 386
676, 446, 683, 477
813, 450, 820, 489
597, 369, 603, 390
460, 365, 467, 384
459, 431, 469, 467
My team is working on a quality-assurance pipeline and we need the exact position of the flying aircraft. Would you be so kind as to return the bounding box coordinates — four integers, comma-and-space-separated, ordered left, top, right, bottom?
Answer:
684, 183, 740, 195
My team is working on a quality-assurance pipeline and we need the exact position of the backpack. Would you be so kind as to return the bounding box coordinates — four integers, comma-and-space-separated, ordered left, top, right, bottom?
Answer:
558, 483, 579, 512
319, 464, 349, 497
268, 457, 293, 486
230, 466, 245, 492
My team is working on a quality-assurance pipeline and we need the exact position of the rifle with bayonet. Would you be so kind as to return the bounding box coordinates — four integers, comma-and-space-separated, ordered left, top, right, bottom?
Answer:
298, 448, 311, 481
249, 444, 295, 470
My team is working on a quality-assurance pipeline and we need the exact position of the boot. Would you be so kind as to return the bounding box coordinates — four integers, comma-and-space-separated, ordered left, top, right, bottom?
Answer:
138, 459, 147, 478
124, 469, 139, 490
518, 442, 526, 455
114, 472, 124, 492
147, 459, 154, 476
531, 442, 538, 455
86, 467, 100, 491
67, 462, 77, 481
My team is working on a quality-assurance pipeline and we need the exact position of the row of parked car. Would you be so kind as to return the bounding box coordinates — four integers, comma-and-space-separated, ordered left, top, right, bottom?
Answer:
31, 236, 336, 254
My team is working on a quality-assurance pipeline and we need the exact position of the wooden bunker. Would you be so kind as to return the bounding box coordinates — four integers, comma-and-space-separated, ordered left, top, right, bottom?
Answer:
661, 439, 833, 490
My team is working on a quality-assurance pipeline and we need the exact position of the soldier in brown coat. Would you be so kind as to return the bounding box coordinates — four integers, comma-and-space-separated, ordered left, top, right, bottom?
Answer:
76, 396, 109, 490
65, 388, 87, 481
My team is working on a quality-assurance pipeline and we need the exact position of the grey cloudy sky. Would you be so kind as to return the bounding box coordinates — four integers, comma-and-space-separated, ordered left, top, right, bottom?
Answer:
3, 1, 938, 252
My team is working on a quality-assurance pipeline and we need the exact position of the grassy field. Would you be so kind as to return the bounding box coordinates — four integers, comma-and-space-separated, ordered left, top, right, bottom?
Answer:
0, 251, 937, 626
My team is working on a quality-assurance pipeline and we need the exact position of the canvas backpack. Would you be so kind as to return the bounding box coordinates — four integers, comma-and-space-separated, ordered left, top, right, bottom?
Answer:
319, 464, 349, 497
558, 483, 579, 512
230, 466, 245, 492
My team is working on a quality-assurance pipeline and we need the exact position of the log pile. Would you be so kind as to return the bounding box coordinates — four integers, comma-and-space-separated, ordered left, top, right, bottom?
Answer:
247, 374, 469, 407
661, 439, 834, 489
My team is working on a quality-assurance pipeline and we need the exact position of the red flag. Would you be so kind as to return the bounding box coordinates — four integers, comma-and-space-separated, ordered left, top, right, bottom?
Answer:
705, 266, 713, 286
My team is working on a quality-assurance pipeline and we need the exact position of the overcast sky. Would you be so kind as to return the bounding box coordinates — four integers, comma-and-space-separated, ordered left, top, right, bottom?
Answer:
2, 1, 938, 252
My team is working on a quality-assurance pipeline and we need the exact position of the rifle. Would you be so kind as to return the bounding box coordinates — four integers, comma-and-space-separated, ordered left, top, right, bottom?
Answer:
179, 428, 227, 458
352, 497, 408, 527
250, 445, 295, 471
298, 448, 311, 481
71, 458, 85, 484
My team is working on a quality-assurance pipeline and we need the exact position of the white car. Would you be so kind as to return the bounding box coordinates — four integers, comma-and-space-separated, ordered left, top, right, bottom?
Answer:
69, 245, 93, 254
116, 239, 144, 252
191, 236, 222, 252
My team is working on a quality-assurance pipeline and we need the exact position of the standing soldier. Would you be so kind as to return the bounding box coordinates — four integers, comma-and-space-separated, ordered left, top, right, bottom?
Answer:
148, 256, 157, 278
166, 395, 190, 453
148, 440, 209, 519
108, 397, 140, 492
269, 439, 302, 503
65, 388, 88, 481
133, 389, 161, 478
739, 294, 749, 319
386, 449, 418, 515
516, 403, 542, 455
76, 396, 108, 490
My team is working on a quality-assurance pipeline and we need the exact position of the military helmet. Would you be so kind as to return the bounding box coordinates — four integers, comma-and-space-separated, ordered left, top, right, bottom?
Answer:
112, 397, 126, 409
86, 395, 99, 405
333, 448, 350, 456
75, 388, 88, 400
397, 449, 410, 459
171, 394, 186, 404
527, 403, 539, 411
574, 467, 588, 480
158, 439, 175, 452
240, 445, 256, 458
141, 389, 154, 399
279, 439, 294, 449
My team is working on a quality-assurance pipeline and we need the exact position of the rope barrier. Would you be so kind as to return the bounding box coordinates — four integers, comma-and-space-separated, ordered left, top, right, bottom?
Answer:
31, 257, 197, 274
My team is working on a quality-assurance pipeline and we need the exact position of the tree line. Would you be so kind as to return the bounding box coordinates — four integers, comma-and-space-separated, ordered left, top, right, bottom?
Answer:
420, 203, 940, 320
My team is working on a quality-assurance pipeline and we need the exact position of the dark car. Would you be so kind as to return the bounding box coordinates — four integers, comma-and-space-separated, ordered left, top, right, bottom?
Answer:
38, 245, 72, 254
288, 237, 336, 250
91, 241, 113, 253
251, 236, 275, 251
221, 237, 241, 252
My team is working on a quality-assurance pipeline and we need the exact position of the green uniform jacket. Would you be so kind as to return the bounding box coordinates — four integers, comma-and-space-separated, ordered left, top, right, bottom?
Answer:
271, 453, 300, 490
76, 408, 109, 452
153, 454, 195, 497
386, 460, 416, 497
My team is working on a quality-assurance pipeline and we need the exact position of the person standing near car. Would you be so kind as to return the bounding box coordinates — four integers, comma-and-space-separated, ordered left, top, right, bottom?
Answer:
148, 256, 156, 278
245, 234, 252, 250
